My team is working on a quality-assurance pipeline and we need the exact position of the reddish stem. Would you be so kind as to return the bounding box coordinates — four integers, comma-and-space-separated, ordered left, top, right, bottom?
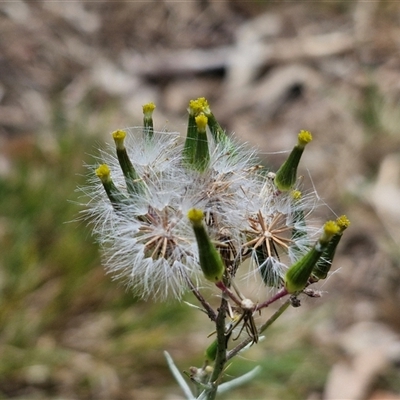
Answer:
215, 281, 242, 306
255, 287, 289, 311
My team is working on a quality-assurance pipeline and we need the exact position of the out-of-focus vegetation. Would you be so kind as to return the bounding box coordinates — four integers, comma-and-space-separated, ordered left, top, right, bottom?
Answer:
0, 109, 198, 399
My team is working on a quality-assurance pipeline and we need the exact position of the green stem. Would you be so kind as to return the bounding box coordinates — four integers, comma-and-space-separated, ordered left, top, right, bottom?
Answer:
258, 299, 291, 334
206, 297, 228, 400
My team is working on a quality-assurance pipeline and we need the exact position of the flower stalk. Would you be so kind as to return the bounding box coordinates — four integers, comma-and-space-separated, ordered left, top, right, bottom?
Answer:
95, 164, 127, 209
112, 129, 145, 196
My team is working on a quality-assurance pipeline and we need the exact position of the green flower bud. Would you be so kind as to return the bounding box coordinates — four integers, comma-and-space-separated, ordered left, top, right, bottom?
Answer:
285, 220, 339, 293
112, 130, 145, 196
194, 114, 210, 172
274, 130, 312, 191
183, 101, 211, 172
183, 99, 203, 166
312, 215, 350, 281
95, 164, 127, 209
199, 98, 226, 144
206, 112, 226, 143
201, 98, 238, 153
188, 208, 225, 283
142, 102, 156, 139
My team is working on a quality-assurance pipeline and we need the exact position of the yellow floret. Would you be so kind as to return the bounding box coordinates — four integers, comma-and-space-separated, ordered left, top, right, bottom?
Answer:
187, 208, 204, 226
188, 99, 204, 116
95, 164, 111, 182
291, 190, 302, 201
318, 220, 340, 245
297, 130, 313, 147
142, 102, 156, 115
195, 114, 208, 132
336, 215, 350, 231
112, 130, 127, 150
324, 220, 340, 235
196, 97, 209, 111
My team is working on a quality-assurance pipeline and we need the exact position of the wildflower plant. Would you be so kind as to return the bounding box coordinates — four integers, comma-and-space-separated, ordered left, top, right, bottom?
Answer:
81, 98, 349, 399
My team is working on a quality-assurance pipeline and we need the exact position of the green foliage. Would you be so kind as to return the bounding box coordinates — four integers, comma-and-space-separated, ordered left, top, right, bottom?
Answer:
0, 117, 125, 395
218, 335, 330, 400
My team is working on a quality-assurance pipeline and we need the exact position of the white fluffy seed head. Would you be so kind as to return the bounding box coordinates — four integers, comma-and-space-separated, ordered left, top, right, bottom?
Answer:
239, 176, 322, 293
80, 117, 321, 301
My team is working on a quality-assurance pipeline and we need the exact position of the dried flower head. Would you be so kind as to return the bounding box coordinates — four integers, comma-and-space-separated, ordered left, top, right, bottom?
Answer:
80, 98, 345, 302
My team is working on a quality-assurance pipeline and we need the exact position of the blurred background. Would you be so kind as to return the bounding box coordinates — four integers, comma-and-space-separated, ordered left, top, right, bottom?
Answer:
1, 1, 400, 399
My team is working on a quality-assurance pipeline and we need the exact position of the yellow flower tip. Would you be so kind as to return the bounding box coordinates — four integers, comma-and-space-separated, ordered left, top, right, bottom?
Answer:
297, 130, 313, 147
196, 97, 208, 107
112, 129, 127, 150
188, 99, 205, 116
324, 220, 340, 235
291, 190, 302, 201
95, 164, 111, 182
195, 114, 208, 132
142, 102, 156, 116
321, 220, 340, 243
187, 208, 204, 226
336, 215, 350, 231
196, 97, 210, 113
112, 129, 126, 141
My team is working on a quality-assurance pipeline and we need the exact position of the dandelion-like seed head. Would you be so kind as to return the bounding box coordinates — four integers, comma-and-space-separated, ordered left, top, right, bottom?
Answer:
244, 211, 292, 260
140, 207, 183, 260
241, 176, 318, 290
80, 98, 343, 303
99, 195, 203, 301
243, 206, 294, 288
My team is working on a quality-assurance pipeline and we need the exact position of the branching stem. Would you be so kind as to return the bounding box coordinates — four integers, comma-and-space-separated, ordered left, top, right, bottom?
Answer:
215, 281, 242, 306
255, 287, 289, 311
226, 299, 291, 361
186, 276, 217, 322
